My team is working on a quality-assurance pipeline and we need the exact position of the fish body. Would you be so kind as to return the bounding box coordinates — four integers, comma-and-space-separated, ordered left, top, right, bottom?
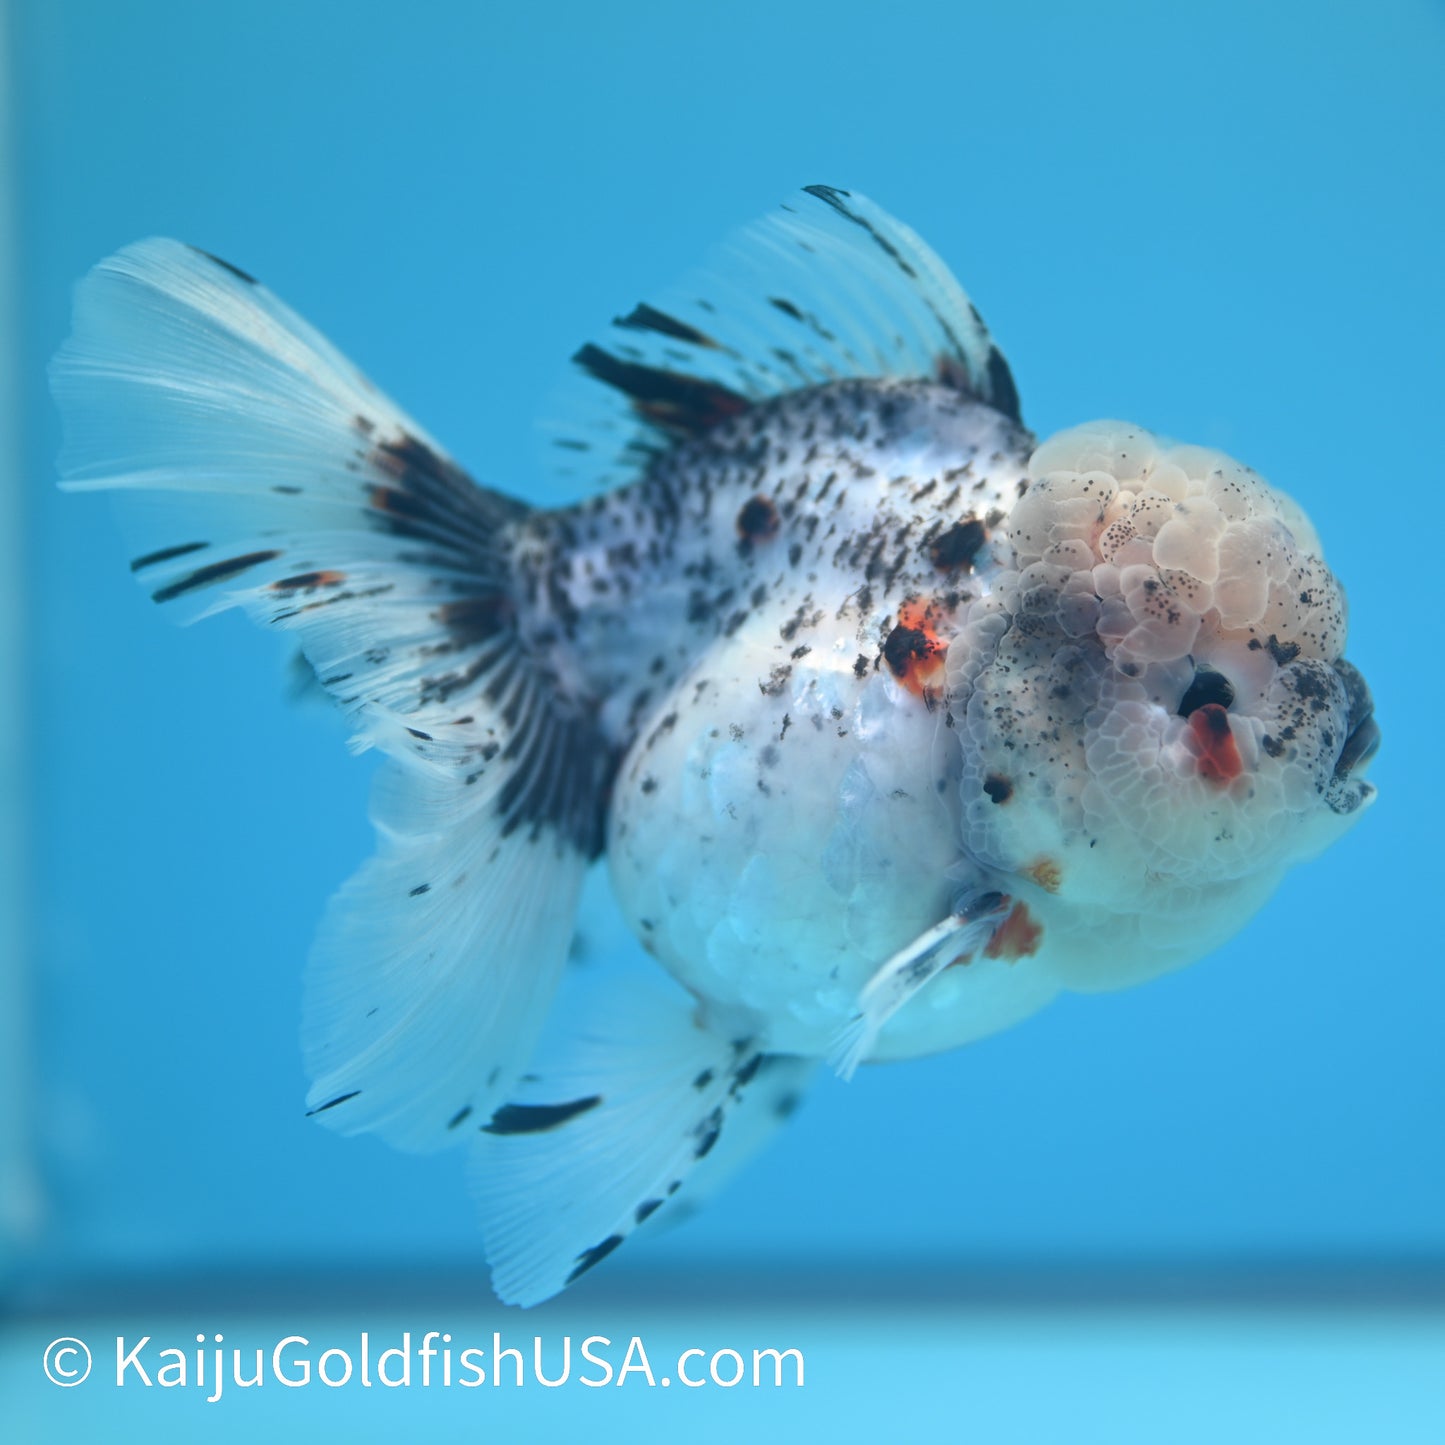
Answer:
517, 377, 1035, 1058
52, 187, 1378, 1304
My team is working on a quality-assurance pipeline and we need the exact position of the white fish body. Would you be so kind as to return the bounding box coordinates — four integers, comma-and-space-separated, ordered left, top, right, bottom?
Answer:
51, 187, 1378, 1304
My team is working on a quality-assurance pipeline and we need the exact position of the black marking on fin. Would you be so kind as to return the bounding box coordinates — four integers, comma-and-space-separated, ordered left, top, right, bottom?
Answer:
357, 422, 614, 860
802, 185, 1022, 423
131, 540, 207, 573
615, 302, 721, 349
985, 345, 1022, 424
566, 1234, 625, 1285
573, 343, 750, 437
448, 1105, 474, 1129
732, 1052, 764, 1091
187, 246, 258, 285
306, 1090, 360, 1116
802, 184, 916, 278
692, 1106, 724, 1160
482, 1095, 602, 1135
635, 1198, 664, 1225
151, 549, 282, 603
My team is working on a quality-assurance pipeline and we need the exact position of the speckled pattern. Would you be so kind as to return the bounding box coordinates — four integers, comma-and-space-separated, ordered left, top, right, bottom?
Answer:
51, 189, 1380, 1305
504, 404, 1378, 1061
512, 379, 1032, 1053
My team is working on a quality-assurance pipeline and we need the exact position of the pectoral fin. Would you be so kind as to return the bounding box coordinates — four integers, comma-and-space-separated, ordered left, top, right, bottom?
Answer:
831, 890, 1011, 1079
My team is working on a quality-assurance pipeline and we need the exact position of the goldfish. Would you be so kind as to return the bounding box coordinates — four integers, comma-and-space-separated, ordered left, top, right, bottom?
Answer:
51, 186, 1379, 1305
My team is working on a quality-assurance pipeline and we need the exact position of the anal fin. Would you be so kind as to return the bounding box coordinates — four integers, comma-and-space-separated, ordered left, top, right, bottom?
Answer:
471, 979, 811, 1306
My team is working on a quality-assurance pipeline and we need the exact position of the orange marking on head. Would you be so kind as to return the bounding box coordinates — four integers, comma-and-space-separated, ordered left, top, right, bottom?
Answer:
983, 901, 1043, 962
882, 599, 949, 700
1025, 857, 1062, 894
1189, 703, 1243, 783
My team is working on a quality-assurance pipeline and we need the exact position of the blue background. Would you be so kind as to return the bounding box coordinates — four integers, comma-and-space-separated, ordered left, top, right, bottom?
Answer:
5, 0, 1444, 1437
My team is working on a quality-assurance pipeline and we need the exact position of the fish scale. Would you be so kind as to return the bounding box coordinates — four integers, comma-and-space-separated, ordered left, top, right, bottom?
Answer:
517, 378, 1035, 1053
513, 377, 1030, 750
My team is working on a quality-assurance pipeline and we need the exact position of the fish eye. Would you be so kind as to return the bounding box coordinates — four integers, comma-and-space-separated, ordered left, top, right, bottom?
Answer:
1177, 663, 1235, 718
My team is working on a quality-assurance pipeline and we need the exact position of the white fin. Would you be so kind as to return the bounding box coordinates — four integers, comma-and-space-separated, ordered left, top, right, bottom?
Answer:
51, 240, 612, 1151
548, 184, 1022, 496
471, 979, 810, 1306
831, 889, 1012, 1080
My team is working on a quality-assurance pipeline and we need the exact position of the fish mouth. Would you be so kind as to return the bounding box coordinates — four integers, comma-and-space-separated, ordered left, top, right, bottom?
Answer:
1332, 657, 1380, 781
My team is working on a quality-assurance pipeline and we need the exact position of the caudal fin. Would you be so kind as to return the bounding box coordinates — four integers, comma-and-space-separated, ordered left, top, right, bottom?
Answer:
472, 977, 815, 1306
51, 240, 614, 1151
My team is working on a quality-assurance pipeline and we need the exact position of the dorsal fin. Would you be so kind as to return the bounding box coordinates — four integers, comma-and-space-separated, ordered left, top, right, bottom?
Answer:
548, 185, 1022, 496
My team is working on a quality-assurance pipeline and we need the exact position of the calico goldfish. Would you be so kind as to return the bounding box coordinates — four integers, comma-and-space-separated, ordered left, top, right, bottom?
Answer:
52, 186, 1378, 1305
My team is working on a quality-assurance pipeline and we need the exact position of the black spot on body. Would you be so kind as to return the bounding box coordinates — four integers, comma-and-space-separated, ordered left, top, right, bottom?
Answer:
1267, 634, 1302, 666
882, 623, 932, 679
759, 664, 791, 697
736, 493, 780, 543
929, 518, 987, 571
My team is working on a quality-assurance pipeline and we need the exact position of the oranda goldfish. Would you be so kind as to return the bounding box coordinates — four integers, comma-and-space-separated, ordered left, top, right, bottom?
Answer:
52, 186, 1378, 1304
